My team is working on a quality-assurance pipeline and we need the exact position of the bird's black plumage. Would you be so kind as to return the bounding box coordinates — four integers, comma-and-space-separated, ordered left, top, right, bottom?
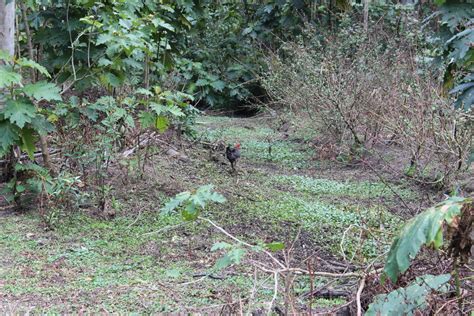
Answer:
226, 144, 241, 171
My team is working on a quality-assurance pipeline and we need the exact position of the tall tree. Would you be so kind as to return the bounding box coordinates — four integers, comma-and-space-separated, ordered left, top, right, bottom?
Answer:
0, 0, 15, 56
0, 0, 16, 182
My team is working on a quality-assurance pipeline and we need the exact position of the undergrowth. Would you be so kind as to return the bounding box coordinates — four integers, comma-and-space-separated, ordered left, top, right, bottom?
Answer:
272, 174, 417, 200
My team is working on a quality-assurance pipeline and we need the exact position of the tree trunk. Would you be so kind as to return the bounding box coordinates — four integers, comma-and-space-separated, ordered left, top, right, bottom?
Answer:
363, 0, 369, 32
0, 0, 16, 184
0, 0, 15, 56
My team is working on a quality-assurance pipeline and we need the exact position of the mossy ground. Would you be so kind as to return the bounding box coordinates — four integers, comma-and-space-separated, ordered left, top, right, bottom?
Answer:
0, 114, 420, 313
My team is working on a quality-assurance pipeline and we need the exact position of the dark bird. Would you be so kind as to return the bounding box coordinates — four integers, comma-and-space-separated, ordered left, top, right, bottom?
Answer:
226, 143, 241, 172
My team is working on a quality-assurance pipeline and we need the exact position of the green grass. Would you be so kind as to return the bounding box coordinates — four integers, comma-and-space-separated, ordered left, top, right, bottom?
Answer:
197, 116, 315, 167
229, 191, 401, 259
0, 115, 418, 313
0, 209, 282, 313
272, 174, 417, 200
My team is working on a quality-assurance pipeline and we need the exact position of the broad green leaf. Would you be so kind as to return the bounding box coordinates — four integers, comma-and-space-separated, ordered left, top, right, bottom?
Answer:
96, 33, 113, 45
208, 191, 227, 203
383, 197, 467, 283
97, 58, 113, 67
166, 105, 185, 117
195, 185, 226, 203
152, 17, 175, 32
79, 16, 103, 28
124, 115, 135, 128
214, 254, 233, 271
100, 72, 122, 88
161, 185, 227, 220
447, 29, 474, 63
2, 99, 37, 129
0, 120, 20, 154
139, 111, 155, 128
182, 202, 198, 220
0, 66, 22, 88
178, 13, 192, 29
155, 115, 169, 132
15, 162, 50, 175
150, 102, 166, 115
449, 82, 474, 95
160, 4, 175, 13
123, 58, 143, 69
211, 80, 226, 92
211, 242, 232, 251
190, 193, 206, 208
367, 274, 451, 316
266, 242, 285, 252
438, 4, 472, 33
30, 115, 54, 135
22, 81, 62, 101
160, 191, 191, 215
16, 58, 51, 77
20, 128, 36, 160
454, 87, 474, 111
112, 108, 127, 120
214, 248, 246, 271
195, 79, 209, 87
135, 88, 153, 96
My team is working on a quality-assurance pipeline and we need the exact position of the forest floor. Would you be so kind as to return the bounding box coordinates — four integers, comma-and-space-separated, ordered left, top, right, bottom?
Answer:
0, 114, 434, 313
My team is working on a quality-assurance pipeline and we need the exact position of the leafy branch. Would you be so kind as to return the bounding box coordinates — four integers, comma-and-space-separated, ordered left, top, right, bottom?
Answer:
383, 197, 471, 284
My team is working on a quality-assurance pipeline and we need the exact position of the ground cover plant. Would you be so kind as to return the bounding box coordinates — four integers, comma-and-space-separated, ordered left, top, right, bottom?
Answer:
0, 0, 472, 314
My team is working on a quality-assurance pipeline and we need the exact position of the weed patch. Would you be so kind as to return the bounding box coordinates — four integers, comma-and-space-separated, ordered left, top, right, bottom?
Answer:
234, 192, 401, 260
272, 174, 416, 200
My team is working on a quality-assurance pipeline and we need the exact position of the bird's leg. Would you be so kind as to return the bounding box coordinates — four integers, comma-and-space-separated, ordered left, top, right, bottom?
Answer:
231, 161, 235, 172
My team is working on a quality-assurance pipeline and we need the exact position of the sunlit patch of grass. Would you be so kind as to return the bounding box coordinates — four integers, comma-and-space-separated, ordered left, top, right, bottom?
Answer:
196, 116, 314, 168
243, 139, 312, 167
272, 174, 417, 200
198, 123, 275, 144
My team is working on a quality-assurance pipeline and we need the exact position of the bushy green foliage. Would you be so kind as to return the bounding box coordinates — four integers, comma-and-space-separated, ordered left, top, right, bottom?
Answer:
383, 197, 470, 283
137, 88, 198, 134
425, 3, 473, 110
210, 242, 247, 271
0, 53, 59, 158
367, 274, 451, 316
1, 162, 82, 225
161, 184, 226, 220
27, 0, 195, 90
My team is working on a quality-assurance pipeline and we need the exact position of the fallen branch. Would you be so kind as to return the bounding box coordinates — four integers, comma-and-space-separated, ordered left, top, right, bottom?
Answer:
0, 149, 61, 166
301, 288, 351, 299
356, 276, 366, 316
268, 271, 279, 315
192, 273, 228, 280
253, 264, 361, 278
